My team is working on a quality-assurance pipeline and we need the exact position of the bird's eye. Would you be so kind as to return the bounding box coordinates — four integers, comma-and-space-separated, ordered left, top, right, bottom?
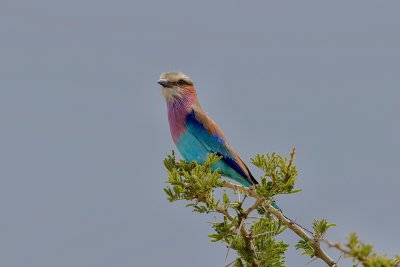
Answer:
178, 80, 185, 86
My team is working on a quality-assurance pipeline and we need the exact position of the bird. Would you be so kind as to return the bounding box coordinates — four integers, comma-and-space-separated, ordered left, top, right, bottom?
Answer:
158, 71, 258, 187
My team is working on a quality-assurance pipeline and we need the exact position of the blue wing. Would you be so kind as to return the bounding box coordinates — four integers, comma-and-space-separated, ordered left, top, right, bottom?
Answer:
183, 107, 257, 186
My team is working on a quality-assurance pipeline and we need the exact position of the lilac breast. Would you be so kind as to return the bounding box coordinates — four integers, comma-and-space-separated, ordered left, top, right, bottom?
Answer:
167, 100, 189, 143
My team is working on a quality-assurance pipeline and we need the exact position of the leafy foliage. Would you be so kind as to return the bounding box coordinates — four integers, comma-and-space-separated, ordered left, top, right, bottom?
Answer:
163, 150, 398, 267
163, 151, 224, 213
294, 218, 336, 258
251, 151, 300, 199
312, 218, 336, 240
295, 240, 315, 257
344, 233, 400, 267
164, 150, 301, 266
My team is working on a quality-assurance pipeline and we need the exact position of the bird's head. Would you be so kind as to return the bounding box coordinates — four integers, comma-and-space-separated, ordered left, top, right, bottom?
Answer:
158, 71, 197, 103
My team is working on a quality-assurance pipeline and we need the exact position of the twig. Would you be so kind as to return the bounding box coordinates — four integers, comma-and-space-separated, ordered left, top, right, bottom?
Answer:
225, 259, 236, 267
243, 197, 265, 218
323, 239, 350, 255
284, 148, 296, 182
215, 206, 235, 221
323, 238, 400, 266
323, 239, 366, 264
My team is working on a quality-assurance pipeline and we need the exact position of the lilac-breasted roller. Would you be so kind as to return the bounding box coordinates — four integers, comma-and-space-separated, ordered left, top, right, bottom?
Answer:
158, 71, 258, 187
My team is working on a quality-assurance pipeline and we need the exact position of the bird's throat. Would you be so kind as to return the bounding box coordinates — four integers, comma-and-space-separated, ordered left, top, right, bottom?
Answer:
167, 93, 197, 143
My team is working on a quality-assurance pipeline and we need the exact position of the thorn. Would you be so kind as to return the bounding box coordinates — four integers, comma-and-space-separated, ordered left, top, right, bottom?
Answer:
306, 257, 318, 265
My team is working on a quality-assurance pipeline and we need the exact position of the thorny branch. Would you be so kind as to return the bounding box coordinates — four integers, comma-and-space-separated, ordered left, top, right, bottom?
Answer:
164, 149, 399, 266
223, 181, 338, 267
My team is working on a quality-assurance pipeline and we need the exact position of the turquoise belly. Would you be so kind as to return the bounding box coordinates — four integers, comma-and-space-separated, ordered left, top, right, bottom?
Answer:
176, 131, 209, 163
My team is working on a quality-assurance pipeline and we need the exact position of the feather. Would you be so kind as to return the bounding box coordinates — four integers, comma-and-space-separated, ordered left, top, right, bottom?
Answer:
184, 106, 258, 186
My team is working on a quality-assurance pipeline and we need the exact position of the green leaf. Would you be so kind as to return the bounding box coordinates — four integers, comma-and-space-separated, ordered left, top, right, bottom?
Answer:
295, 240, 315, 257
312, 218, 336, 239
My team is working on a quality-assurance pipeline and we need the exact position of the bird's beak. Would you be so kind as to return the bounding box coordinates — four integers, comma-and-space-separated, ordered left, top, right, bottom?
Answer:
157, 79, 173, 88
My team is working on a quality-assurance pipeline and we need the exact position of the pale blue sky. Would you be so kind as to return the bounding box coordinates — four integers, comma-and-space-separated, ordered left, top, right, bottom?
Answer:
1, 1, 399, 266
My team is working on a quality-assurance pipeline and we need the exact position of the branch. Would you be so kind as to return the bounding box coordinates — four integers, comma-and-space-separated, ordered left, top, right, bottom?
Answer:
323, 239, 351, 256
267, 205, 337, 266
214, 205, 259, 266
164, 151, 398, 266
323, 238, 400, 267
223, 181, 338, 267
242, 197, 265, 218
